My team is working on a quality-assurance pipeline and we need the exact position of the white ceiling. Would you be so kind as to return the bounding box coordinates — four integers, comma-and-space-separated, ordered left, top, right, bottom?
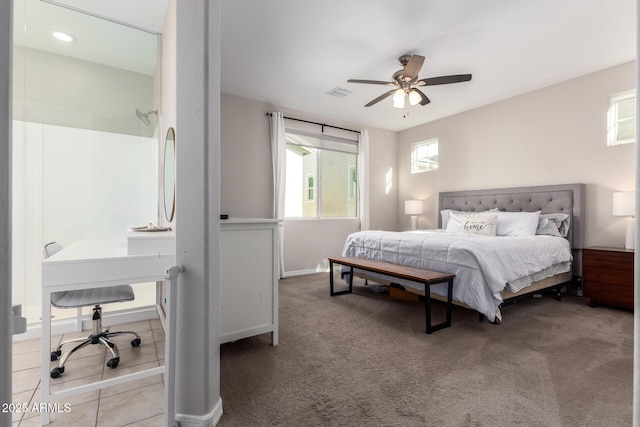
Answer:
17, 0, 637, 132
221, 0, 636, 131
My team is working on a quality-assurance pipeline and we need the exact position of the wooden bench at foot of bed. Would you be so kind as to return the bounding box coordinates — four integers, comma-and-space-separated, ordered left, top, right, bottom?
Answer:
328, 256, 455, 334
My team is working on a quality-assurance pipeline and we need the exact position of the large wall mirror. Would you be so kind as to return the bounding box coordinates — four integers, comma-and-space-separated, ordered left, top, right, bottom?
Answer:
163, 128, 176, 222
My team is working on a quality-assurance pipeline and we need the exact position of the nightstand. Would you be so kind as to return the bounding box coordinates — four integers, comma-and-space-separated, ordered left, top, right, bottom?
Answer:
582, 247, 634, 310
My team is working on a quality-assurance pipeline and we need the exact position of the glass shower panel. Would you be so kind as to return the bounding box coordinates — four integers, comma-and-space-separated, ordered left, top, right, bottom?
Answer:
12, 0, 160, 326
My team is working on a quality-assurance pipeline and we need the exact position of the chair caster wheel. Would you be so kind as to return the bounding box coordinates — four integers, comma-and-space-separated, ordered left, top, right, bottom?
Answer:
50, 350, 61, 361
131, 338, 141, 347
106, 357, 119, 369
50, 367, 64, 378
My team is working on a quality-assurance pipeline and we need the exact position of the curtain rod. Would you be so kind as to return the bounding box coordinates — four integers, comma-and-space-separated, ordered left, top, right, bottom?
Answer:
266, 113, 360, 134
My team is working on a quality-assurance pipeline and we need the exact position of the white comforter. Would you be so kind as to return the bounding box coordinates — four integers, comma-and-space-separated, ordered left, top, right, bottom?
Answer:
341, 230, 572, 322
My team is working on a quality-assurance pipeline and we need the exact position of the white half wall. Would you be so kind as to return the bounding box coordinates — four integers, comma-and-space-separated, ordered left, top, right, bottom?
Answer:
11, 121, 158, 325
397, 61, 636, 248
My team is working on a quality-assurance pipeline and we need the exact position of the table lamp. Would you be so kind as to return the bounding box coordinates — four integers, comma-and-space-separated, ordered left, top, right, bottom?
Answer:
613, 191, 635, 249
405, 200, 423, 231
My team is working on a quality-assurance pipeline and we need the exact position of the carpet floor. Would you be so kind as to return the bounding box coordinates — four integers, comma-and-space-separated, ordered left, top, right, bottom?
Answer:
219, 273, 633, 426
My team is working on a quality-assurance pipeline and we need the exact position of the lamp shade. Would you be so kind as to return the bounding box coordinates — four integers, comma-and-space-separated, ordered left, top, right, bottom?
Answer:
404, 200, 423, 215
408, 90, 421, 106
392, 89, 405, 109
613, 191, 635, 216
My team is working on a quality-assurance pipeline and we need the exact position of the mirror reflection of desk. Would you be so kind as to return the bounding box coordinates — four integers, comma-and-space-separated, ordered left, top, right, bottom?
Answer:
40, 236, 175, 425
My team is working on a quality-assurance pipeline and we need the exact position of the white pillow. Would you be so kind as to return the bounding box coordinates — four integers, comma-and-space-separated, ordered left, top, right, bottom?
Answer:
446, 212, 497, 236
495, 211, 541, 237
441, 208, 498, 229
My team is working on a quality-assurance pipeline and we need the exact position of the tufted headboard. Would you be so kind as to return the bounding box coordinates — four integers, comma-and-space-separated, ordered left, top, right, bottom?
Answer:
438, 183, 585, 249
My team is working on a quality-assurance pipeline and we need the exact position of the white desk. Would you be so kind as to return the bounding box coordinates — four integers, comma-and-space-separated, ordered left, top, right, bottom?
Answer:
41, 238, 178, 425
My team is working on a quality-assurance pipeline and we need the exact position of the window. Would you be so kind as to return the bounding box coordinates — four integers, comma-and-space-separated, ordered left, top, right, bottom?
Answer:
412, 139, 439, 173
348, 166, 357, 201
608, 91, 636, 146
284, 130, 358, 218
305, 174, 315, 202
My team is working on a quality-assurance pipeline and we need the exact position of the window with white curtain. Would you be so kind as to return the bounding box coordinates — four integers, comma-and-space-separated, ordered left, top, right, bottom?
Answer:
284, 130, 358, 218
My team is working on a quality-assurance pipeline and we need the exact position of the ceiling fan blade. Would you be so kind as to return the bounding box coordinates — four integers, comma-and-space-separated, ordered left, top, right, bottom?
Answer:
402, 55, 425, 81
364, 89, 396, 107
348, 79, 396, 86
416, 74, 472, 86
412, 88, 430, 106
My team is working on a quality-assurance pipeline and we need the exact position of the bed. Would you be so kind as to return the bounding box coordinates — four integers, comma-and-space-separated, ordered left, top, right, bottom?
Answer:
341, 184, 585, 323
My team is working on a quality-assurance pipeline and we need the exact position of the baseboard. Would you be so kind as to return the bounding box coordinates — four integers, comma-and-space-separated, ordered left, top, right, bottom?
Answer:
12, 306, 160, 341
175, 397, 223, 426
285, 268, 327, 277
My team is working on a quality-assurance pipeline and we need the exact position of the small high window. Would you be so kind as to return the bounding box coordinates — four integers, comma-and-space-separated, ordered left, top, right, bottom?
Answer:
412, 139, 439, 174
608, 91, 636, 146
305, 174, 315, 203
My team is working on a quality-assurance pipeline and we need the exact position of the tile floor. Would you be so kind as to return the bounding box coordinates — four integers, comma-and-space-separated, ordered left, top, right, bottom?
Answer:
11, 319, 166, 426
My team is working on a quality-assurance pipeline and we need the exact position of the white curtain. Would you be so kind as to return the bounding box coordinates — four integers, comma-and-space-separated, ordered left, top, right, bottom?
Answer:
358, 130, 370, 231
269, 112, 286, 278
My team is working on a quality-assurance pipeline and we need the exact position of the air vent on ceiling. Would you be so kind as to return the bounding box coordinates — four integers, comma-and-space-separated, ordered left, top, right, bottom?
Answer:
326, 87, 352, 98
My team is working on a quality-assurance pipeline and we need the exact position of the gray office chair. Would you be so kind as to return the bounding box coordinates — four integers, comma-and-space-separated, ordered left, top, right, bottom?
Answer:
43, 242, 142, 379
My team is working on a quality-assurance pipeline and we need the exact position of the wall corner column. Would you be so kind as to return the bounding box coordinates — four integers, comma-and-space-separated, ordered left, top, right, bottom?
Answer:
175, 0, 222, 424
0, 1, 12, 425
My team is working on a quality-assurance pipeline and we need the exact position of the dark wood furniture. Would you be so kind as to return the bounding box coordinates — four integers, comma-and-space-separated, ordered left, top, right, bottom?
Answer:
328, 256, 455, 334
583, 247, 634, 310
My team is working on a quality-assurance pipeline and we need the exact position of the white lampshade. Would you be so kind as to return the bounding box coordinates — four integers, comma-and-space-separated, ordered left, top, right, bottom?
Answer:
404, 200, 423, 215
408, 90, 421, 106
613, 191, 635, 216
613, 191, 636, 249
392, 89, 405, 109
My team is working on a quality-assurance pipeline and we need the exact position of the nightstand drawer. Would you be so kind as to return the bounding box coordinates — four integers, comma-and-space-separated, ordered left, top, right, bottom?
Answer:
583, 272, 633, 305
583, 254, 633, 272
583, 271, 633, 288
582, 247, 634, 310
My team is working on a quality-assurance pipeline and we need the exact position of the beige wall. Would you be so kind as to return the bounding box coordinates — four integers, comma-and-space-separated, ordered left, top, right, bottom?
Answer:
220, 92, 398, 273
221, 62, 635, 271
13, 46, 156, 137
397, 61, 636, 248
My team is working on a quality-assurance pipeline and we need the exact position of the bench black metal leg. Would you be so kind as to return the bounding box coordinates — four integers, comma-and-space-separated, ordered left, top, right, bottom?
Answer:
330, 262, 353, 296
445, 278, 453, 326
424, 279, 453, 334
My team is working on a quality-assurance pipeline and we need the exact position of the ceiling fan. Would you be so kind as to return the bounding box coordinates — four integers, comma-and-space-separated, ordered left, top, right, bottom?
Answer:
348, 54, 472, 108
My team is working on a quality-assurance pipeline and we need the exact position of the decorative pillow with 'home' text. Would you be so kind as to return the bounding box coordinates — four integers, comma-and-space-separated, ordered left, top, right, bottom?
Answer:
446, 212, 497, 236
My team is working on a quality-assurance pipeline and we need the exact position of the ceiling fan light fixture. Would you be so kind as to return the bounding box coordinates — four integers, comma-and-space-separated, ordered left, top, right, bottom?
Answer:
408, 90, 421, 106
348, 54, 472, 109
392, 88, 405, 109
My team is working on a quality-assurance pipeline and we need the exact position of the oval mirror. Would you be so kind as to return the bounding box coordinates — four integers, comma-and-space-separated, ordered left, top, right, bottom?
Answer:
163, 128, 176, 222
